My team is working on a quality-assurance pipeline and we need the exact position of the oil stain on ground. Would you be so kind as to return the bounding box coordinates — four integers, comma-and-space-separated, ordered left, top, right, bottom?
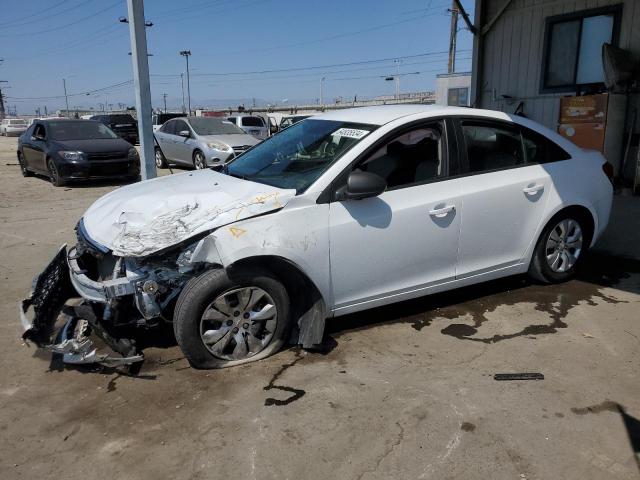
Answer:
263, 350, 306, 407
328, 253, 638, 343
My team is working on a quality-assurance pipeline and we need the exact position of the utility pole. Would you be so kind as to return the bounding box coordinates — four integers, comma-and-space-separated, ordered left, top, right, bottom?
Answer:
394, 59, 401, 100
180, 73, 186, 113
448, 0, 459, 74
62, 78, 70, 117
127, 0, 156, 180
320, 77, 325, 108
180, 50, 192, 115
0, 81, 7, 120
162, 93, 168, 113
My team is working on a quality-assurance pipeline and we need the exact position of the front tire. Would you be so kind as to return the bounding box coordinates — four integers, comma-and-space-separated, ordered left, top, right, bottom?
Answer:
17, 152, 32, 177
47, 158, 65, 187
529, 213, 589, 283
174, 267, 291, 369
193, 150, 206, 170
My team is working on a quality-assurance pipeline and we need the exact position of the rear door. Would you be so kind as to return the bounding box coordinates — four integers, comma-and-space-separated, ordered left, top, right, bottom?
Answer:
454, 118, 551, 278
155, 120, 178, 161
22, 123, 47, 172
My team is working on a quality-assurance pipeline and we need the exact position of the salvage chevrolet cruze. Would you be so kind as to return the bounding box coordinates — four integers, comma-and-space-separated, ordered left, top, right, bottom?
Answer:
20, 105, 613, 368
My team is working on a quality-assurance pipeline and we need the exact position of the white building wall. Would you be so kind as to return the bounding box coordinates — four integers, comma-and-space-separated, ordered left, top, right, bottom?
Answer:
435, 73, 472, 106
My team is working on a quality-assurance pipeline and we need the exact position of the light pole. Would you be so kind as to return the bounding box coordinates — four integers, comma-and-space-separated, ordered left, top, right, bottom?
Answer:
180, 50, 192, 115
126, 0, 156, 180
180, 73, 186, 113
320, 77, 325, 108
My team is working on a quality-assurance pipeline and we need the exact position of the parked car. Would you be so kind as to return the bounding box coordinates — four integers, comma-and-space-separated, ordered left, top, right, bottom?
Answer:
17, 119, 140, 186
154, 116, 260, 169
90, 113, 138, 144
1, 118, 28, 136
152, 112, 185, 132
21, 105, 613, 369
279, 114, 312, 130
225, 114, 268, 139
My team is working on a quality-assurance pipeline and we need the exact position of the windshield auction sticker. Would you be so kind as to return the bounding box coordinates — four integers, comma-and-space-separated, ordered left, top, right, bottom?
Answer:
333, 128, 370, 139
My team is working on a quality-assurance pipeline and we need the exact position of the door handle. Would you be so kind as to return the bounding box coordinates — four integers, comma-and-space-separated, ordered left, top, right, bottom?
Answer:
523, 184, 544, 195
429, 205, 455, 217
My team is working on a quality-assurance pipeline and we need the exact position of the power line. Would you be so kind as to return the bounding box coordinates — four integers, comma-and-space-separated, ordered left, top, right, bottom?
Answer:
222, 5, 451, 56
186, 50, 471, 77
0, 0, 70, 27
0, 1, 123, 37
6, 79, 133, 101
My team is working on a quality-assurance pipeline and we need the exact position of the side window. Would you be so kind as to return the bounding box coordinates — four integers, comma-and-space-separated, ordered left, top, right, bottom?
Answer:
227, 117, 236, 124
160, 120, 175, 134
521, 127, 572, 163
33, 124, 46, 140
357, 123, 444, 190
174, 120, 189, 135
461, 122, 524, 173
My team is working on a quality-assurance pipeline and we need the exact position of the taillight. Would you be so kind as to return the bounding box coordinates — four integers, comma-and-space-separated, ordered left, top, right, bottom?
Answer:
602, 162, 614, 182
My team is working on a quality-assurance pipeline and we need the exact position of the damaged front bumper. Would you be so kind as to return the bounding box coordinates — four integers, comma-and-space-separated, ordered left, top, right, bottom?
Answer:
19, 243, 167, 366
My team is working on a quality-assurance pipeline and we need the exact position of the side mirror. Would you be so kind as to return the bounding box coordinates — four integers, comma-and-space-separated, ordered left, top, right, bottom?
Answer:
336, 171, 386, 201
32, 135, 45, 142
178, 130, 191, 138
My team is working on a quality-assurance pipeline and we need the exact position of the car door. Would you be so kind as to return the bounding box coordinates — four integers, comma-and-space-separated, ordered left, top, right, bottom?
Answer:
172, 119, 197, 165
155, 120, 178, 161
22, 123, 48, 172
454, 118, 551, 278
328, 120, 462, 312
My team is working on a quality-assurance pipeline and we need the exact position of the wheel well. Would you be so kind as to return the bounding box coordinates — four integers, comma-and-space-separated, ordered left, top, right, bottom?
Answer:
227, 255, 327, 347
547, 205, 595, 248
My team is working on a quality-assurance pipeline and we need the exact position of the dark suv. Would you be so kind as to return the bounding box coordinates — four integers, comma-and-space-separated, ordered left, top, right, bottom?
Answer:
90, 114, 138, 144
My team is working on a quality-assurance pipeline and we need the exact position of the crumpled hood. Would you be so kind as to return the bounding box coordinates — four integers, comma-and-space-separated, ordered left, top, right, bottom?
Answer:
82, 169, 296, 257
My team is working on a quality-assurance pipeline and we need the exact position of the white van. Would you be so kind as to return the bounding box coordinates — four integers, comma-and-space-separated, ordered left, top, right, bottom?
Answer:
225, 115, 268, 140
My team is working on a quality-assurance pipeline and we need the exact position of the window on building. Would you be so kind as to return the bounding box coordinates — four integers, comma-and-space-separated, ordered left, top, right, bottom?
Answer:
447, 87, 469, 106
541, 5, 621, 92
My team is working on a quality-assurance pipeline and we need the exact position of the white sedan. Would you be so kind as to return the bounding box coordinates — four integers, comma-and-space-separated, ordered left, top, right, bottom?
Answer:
1, 118, 28, 136
22, 105, 613, 368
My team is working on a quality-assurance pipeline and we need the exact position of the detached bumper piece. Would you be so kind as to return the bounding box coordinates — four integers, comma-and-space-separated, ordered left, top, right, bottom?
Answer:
20, 245, 143, 367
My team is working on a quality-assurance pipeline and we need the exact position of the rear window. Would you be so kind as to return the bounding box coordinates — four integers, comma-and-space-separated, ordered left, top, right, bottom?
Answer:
106, 114, 136, 123
240, 116, 264, 127
10, 120, 26, 125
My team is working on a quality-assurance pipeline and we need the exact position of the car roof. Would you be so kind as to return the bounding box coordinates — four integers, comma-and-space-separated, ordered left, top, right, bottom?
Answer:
312, 104, 528, 126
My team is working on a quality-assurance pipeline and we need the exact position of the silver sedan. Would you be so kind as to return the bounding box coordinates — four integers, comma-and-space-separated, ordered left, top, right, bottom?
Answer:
154, 116, 261, 169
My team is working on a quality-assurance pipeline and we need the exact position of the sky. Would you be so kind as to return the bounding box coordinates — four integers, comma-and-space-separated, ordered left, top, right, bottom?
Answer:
0, 0, 474, 114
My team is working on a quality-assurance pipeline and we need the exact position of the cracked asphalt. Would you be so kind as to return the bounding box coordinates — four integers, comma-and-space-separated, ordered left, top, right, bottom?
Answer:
0, 135, 639, 479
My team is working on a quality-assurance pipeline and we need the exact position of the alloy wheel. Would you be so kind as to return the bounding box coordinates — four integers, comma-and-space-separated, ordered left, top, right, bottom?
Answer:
199, 287, 278, 361
545, 218, 583, 273
194, 151, 206, 169
48, 159, 60, 185
155, 149, 164, 168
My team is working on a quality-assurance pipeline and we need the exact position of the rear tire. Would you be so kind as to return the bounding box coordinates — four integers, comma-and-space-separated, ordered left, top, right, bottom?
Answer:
47, 158, 65, 187
174, 267, 291, 369
154, 147, 167, 168
528, 212, 590, 283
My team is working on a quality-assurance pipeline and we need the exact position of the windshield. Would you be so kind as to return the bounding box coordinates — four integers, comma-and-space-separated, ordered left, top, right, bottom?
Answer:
189, 118, 246, 135
48, 121, 119, 140
240, 116, 264, 127
227, 119, 374, 193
